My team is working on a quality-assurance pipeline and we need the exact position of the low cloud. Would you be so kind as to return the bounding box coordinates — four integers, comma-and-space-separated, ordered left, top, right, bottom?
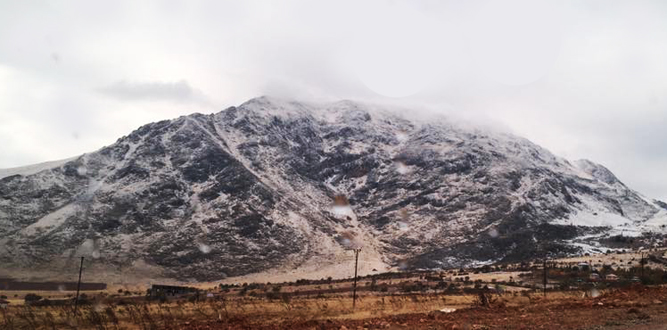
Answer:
1, 0, 666, 200
98, 80, 211, 105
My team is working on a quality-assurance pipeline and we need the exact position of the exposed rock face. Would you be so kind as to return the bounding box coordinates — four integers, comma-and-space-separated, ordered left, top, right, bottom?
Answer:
0, 97, 665, 281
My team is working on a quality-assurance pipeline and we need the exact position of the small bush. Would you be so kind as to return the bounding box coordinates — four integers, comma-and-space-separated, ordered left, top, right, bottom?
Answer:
24, 293, 42, 304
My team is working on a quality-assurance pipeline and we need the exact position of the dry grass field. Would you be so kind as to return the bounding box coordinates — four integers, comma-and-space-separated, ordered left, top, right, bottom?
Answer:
0, 290, 469, 329
3, 248, 667, 329
2, 285, 667, 329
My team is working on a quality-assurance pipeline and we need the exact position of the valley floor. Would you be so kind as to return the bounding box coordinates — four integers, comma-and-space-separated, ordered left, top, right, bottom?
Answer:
180, 286, 667, 330
3, 249, 667, 329
3, 285, 667, 329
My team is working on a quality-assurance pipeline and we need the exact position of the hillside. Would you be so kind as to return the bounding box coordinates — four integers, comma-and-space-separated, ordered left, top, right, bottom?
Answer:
1, 96, 665, 282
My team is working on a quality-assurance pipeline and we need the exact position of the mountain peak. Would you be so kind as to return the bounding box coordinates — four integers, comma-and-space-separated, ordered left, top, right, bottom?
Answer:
0, 97, 664, 282
573, 159, 621, 185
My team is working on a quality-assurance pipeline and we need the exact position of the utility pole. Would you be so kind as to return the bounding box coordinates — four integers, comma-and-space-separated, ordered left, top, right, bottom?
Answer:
74, 256, 84, 314
352, 248, 361, 309
543, 258, 547, 297
640, 252, 646, 280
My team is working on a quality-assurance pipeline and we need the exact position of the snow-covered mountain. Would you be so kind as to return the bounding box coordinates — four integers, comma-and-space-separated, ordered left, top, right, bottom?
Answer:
1, 96, 665, 281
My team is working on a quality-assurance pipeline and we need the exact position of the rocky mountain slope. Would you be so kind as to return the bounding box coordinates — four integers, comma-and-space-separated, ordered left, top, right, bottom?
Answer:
1, 97, 665, 281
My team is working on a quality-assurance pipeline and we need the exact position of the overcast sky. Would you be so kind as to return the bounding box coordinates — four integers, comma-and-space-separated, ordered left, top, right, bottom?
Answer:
1, 0, 666, 201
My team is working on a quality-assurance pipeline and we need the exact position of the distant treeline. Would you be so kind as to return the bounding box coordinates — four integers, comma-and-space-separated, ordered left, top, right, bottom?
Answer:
0, 278, 106, 291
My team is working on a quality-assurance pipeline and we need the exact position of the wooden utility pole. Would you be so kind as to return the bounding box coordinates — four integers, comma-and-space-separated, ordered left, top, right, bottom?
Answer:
543, 259, 548, 297
74, 256, 84, 314
352, 248, 361, 308
641, 252, 646, 279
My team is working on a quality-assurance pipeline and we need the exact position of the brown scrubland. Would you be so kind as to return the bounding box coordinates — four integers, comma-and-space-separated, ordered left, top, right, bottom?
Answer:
2, 249, 667, 329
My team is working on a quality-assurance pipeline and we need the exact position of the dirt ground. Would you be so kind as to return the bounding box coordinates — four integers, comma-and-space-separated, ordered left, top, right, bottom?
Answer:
178, 286, 667, 330
2, 285, 667, 329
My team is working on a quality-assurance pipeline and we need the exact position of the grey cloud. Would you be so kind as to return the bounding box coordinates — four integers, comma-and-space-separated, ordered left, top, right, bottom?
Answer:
567, 111, 667, 202
1, 0, 666, 201
98, 80, 211, 105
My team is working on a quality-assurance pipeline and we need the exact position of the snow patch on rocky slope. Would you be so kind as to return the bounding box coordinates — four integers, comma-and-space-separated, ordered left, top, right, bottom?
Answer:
1, 96, 665, 282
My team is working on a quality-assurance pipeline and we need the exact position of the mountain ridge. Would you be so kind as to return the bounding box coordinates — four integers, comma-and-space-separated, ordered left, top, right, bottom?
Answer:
1, 96, 665, 282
